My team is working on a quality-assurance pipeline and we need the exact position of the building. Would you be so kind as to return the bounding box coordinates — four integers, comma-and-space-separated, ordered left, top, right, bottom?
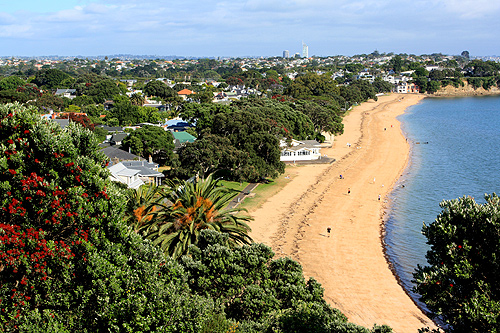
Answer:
302, 42, 309, 58
396, 82, 420, 94
280, 139, 322, 162
283, 50, 289, 58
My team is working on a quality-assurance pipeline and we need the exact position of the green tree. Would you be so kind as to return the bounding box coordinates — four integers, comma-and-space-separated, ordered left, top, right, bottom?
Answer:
27, 92, 66, 112
426, 80, 441, 94
181, 230, 383, 333
285, 73, 339, 99
32, 69, 73, 90
144, 80, 176, 99
107, 99, 146, 125
389, 55, 404, 73
142, 175, 253, 259
413, 194, 500, 332
130, 92, 146, 106
173, 134, 260, 182
210, 111, 285, 181
122, 125, 174, 165
0, 76, 25, 91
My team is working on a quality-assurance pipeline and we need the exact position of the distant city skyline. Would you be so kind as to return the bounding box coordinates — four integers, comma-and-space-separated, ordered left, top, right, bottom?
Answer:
1, 0, 499, 58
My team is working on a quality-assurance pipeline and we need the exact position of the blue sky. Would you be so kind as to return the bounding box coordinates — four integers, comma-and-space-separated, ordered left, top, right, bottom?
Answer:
1, 0, 499, 57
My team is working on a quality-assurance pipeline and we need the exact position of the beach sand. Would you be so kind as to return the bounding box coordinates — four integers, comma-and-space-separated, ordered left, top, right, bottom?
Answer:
249, 93, 438, 332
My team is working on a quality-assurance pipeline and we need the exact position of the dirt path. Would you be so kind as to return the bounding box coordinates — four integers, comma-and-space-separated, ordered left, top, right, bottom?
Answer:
249, 94, 438, 332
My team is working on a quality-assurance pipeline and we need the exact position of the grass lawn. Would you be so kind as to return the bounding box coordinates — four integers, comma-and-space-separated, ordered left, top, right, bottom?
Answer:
217, 180, 250, 192
220, 165, 300, 212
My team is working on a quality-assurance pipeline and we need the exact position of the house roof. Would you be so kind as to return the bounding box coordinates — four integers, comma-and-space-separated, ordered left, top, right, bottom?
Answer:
100, 146, 140, 161
172, 131, 196, 143
121, 161, 163, 178
110, 133, 129, 143
53, 119, 70, 128
177, 88, 195, 95
55, 89, 76, 95
96, 125, 123, 132
108, 163, 140, 177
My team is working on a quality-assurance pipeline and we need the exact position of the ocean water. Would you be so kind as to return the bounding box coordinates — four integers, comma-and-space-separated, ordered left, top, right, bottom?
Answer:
385, 95, 500, 304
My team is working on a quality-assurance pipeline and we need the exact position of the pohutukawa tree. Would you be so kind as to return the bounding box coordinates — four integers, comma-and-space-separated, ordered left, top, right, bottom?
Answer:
0, 103, 217, 331
413, 194, 500, 332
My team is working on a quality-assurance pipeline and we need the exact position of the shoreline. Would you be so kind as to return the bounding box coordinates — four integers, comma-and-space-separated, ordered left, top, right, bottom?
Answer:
248, 93, 437, 332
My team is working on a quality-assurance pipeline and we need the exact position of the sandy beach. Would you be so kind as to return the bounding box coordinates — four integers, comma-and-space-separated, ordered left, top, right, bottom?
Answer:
249, 93, 438, 332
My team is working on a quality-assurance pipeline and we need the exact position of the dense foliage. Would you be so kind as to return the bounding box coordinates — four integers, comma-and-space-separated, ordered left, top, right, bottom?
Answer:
122, 124, 175, 164
180, 230, 391, 333
413, 194, 500, 332
0, 103, 219, 331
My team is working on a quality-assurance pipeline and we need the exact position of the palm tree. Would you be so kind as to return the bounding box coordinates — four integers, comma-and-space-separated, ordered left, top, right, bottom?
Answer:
130, 92, 146, 106
143, 174, 253, 259
124, 183, 163, 232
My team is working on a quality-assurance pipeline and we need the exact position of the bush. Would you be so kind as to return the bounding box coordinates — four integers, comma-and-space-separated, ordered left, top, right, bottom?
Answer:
0, 103, 216, 331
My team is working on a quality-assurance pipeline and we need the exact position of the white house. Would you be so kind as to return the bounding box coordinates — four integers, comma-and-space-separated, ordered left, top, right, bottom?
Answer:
280, 139, 322, 162
108, 161, 164, 188
108, 162, 144, 189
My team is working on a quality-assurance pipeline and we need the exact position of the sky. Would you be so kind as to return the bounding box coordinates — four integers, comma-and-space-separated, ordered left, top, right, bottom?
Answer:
1, 0, 499, 58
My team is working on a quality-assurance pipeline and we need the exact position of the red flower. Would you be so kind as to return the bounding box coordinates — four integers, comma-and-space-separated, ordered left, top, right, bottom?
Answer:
7, 139, 14, 144
458, 245, 462, 249
450, 283, 454, 287
24, 130, 30, 134
9, 169, 17, 175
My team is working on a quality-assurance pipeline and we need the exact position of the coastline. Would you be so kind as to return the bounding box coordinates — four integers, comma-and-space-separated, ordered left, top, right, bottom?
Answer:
248, 93, 437, 332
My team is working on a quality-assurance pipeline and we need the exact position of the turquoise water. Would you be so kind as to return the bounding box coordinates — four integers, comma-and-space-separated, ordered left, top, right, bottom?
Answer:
385, 96, 500, 303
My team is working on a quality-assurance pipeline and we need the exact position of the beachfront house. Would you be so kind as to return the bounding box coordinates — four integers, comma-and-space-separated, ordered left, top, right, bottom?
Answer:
396, 82, 420, 94
280, 139, 322, 162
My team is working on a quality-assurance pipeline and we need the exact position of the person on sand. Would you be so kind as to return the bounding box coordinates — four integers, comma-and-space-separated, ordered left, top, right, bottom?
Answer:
378, 194, 381, 201
327, 226, 331, 237
348, 188, 351, 195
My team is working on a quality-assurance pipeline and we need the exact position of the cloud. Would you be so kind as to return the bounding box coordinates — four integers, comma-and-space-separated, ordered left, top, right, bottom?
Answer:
0, 0, 498, 56
441, 0, 500, 19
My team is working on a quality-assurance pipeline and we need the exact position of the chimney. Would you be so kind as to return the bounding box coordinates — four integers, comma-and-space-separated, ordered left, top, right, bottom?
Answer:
149, 155, 152, 163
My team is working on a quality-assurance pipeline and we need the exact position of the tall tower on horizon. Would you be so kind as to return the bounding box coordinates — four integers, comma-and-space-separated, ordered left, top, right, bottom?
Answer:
302, 42, 308, 58
283, 50, 289, 58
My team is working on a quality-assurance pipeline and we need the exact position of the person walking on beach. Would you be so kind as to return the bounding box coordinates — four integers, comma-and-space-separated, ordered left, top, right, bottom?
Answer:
327, 226, 331, 237
348, 188, 351, 195
378, 194, 381, 201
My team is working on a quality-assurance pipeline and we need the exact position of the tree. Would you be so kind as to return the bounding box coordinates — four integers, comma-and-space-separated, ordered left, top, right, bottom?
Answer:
141, 175, 253, 259
0, 103, 218, 331
284, 73, 339, 99
389, 55, 404, 73
144, 80, 176, 99
174, 134, 249, 180
293, 100, 344, 136
122, 125, 174, 165
32, 69, 73, 90
413, 194, 500, 332
210, 111, 285, 181
426, 80, 441, 94
461, 50, 470, 60
107, 99, 146, 125
0, 76, 25, 91
124, 183, 163, 232
130, 92, 145, 106
28, 92, 66, 112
